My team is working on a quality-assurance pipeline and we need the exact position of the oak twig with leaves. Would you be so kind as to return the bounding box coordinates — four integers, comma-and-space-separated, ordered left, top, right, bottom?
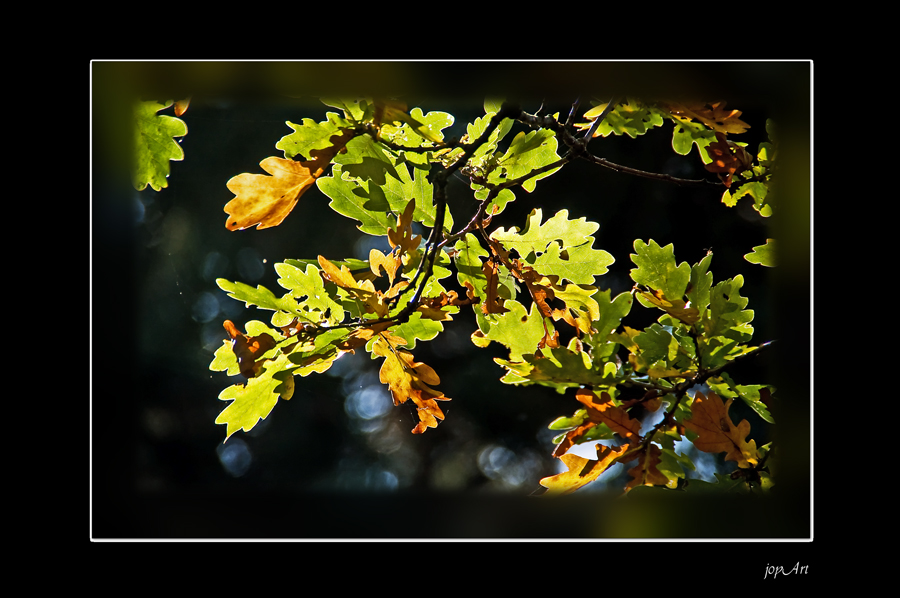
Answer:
135, 95, 780, 495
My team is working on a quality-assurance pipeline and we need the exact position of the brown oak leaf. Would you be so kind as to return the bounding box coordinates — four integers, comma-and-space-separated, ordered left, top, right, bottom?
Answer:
480, 259, 510, 315
683, 391, 759, 467
703, 132, 754, 188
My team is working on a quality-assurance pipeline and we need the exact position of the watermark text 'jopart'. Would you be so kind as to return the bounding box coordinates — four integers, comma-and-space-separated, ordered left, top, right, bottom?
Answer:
764, 562, 808, 580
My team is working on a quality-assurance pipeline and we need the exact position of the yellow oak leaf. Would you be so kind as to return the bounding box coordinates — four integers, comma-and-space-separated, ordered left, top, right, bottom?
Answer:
224, 129, 353, 230
369, 248, 402, 287
372, 333, 449, 434
540, 443, 630, 495
683, 391, 759, 467
387, 198, 422, 256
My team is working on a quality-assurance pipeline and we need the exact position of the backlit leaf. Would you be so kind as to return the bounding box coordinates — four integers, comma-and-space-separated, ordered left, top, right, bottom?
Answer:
539, 444, 630, 495
630, 239, 691, 301
224, 127, 353, 230
683, 391, 759, 468
132, 100, 187, 191
744, 239, 777, 267
372, 333, 449, 434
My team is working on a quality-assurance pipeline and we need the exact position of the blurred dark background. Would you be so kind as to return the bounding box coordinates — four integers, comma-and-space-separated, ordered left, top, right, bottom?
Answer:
91, 61, 810, 539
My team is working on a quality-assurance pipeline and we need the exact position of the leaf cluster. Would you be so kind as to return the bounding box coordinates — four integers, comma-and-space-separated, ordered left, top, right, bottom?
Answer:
196, 96, 778, 495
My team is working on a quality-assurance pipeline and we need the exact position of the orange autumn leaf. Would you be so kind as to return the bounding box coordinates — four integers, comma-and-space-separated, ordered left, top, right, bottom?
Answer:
551, 390, 642, 459
576, 389, 643, 445
372, 333, 450, 434
540, 443, 630, 495
224, 129, 354, 230
683, 391, 759, 467
223, 320, 277, 379
625, 444, 671, 491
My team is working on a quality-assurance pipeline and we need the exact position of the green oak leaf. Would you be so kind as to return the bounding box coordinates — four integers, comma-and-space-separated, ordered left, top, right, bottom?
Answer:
132, 100, 187, 191
532, 241, 614, 285
671, 116, 717, 161
491, 209, 612, 284
380, 107, 454, 146
276, 112, 353, 160
319, 153, 451, 234
707, 373, 775, 424
744, 239, 777, 267
379, 311, 450, 351
217, 279, 310, 322
548, 408, 588, 431
635, 324, 676, 366
497, 346, 609, 392
334, 134, 401, 187
589, 100, 665, 139
317, 164, 396, 235
215, 351, 295, 441
723, 181, 772, 217
473, 299, 548, 361
210, 341, 241, 376
688, 252, 714, 317
630, 239, 691, 301
454, 233, 489, 298
488, 129, 561, 192
274, 262, 344, 325
319, 97, 370, 122
704, 275, 754, 339
590, 289, 634, 341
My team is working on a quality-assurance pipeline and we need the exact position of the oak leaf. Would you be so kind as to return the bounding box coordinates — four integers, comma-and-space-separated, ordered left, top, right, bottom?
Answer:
638, 288, 700, 324
683, 391, 759, 467
373, 100, 445, 144
222, 319, 277, 379
372, 333, 449, 434
539, 443, 630, 495
551, 390, 642, 458
703, 132, 754, 188
481, 259, 510, 315
662, 101, 750, 135
625, 444, 671, 491
317, 255, 390, 318
387, 198, 422, 256
575, 389, 642, 445
224, 129, 354, 230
